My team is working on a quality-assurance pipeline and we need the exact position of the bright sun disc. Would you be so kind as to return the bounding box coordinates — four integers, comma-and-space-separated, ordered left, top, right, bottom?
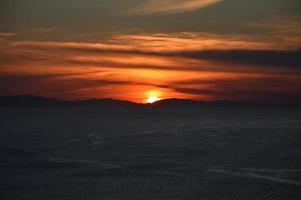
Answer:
146, 96, 161, 103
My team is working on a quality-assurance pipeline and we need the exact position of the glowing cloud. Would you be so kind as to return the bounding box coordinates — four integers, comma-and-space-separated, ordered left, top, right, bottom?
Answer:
1, 29, 301, 103
128, 0, 223, 15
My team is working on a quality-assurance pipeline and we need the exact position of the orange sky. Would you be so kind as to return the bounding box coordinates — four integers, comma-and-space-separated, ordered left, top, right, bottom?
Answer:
1, 1, 301, 103
1, 32, 301, 103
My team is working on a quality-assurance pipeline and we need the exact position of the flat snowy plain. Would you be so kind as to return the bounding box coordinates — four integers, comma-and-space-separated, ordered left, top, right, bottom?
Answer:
1, 106, 301, 199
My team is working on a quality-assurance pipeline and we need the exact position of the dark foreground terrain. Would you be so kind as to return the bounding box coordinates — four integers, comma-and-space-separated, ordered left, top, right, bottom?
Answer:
1, 105, 301, 199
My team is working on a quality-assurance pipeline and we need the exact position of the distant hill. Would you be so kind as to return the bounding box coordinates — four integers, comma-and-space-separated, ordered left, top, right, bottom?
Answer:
0, 95, 139, 108
151, 98, 203, 107
150, 98, 266, 107
0, 95, 298, 108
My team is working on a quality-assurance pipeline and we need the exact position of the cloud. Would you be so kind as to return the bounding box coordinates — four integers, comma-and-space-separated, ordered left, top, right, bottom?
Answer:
169, 76, 301, 103
246, 16, 301, 46
173, 87, 301, 103
1, 31, 301, 102
0, 71, 159, 98
173, 49, 301, 69
127, 0, 223, 15
6, 32, 301, 73
0, 32, 16, 37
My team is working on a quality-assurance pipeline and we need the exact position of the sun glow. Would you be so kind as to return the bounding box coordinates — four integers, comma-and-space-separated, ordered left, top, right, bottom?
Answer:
145, 90, 162, 103
146, 96, 161, 103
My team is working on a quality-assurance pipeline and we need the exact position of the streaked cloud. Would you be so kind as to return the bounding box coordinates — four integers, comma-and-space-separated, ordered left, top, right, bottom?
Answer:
168, 75, 301, 103
0, 32, 16, 37
127, 0, 223, 15
1, 29, 301, 102
5, 32, 300, 72
0, 0, 300, 103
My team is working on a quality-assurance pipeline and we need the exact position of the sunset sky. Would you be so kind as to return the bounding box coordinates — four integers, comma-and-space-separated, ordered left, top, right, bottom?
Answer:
1, 0, 301, 103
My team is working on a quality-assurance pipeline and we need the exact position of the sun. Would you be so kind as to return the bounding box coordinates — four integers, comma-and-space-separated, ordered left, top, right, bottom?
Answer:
145, 90, 162, 103
146, 96, 161, 104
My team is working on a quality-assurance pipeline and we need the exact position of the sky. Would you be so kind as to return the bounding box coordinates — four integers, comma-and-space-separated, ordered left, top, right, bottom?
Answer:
0, 0, 301, 103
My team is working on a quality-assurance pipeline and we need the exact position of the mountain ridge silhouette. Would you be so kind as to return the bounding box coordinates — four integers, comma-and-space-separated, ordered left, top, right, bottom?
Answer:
0, 95, 299, 107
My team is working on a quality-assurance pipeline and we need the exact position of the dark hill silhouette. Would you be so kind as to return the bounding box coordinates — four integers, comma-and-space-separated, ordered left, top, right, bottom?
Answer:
77, 98, 140, 107
150, 98, 202, 107
0, 95, 298, 107
0, 95, 140, 108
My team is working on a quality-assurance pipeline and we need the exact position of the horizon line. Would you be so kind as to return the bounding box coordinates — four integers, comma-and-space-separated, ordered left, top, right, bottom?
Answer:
0, 94, 300, 106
